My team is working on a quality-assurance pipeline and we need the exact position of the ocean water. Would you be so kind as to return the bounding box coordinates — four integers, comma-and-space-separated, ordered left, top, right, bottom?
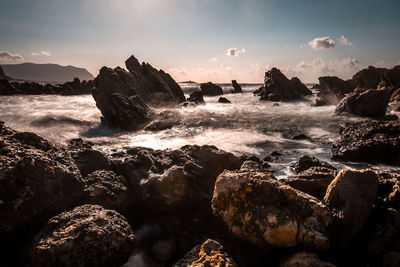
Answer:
1, 83, 399, 178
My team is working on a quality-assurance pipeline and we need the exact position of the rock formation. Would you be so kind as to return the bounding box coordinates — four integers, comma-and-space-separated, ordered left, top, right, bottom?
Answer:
200, 82, 224, 96
281, 251, 336, 267
254, 68, 312, 101
218, 97, 231, 103
315, 76, 353, 106
185, 91, 205, 105
0, 66, 12, 80
231, 80, 243, 93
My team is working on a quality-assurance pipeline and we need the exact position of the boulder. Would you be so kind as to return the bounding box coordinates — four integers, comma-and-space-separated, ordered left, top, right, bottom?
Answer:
231, 80, 243, 93
173, 239, 237, 267
323, 169, 378, 245
291, 155, 336, 174
280, 251, 336, 267
200, 82, 223, 96
30, 204, 135, 266
218, 97, 231, 103
0, 122, 84, 234
335, 88, 391, 118
186, 91, 205, 104
331, 120, 400, 163
254, 68, 312, 101
211, 163, 332, 249
348, 65, 400, 90
315, 76, 353, 106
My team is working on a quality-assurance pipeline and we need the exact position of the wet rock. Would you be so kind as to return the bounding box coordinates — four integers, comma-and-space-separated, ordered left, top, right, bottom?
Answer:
280, 251, 336, 267
282, 167, 338, 200
292, 155, 336, 174
348, 65, 400, 91
323, 169, 378, 245
0, 123, 84, 234
212, 163, 332, 249
315, 76, 353, 106
331, 120, 400, 163
335, 88, 391, 118
186, 91, 205, 104
83, 170, 128, 210
173, 239, 237, 267
231, 80, 243, 93
291, 133, 309, 140
200, 82, 223, 96
30, 204, 135, 267
69, 145, 111, 177
254, 68, 312, 101
218, 97, 231, 103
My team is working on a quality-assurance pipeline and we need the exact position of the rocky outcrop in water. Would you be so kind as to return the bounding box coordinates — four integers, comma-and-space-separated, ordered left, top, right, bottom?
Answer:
218, 97, 231, 103
212, 161, 332, 249
315, 76, 353, 106
335, 87, 391, 118
254, 68, 312, 101
231, 80, 243, 93
200, 82, 224, 96
331, 120, 400, 163
348, 65, 400, 90
30, 204, 135, 267
185, 91, 205, 105
0, 77, 93, 95
291, 155, 336, 174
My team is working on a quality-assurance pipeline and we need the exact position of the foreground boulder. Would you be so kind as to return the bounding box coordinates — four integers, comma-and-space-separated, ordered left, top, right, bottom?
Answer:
31, 204, 135, 267
231, 80, 243, 93
0, 122, 84, 233
212, 162, 332, 249
315, 76, 353, 106
331, 120, 400, 163
173, 239, 237, 267
200, 82, 223, 96
335, 88, 391, 118
281, 251, 336, 267
323, 169, 378, 245
254, 68, 312, 101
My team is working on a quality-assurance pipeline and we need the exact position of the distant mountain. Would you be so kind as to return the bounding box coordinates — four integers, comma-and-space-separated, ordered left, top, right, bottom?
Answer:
1, 63, 94, 82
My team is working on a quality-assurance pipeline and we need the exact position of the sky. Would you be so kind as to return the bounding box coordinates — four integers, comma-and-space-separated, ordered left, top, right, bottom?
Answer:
0, 0, 399, 83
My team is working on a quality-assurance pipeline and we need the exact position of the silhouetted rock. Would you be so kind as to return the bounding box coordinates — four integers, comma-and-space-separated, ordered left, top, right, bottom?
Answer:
331, 121, 400, 162
254, 68, 312, 101
348, 65, 400, 90
335, 88, 391, 118
231, 80, 243, 93
200, 82, 223, 96
315, 76, 353, 106
186, 91, 205, 104
281, 251, 336, 267
218, 97, 231, 103
212, 162, 332, 249
30, 204, 135, 266
0, 66, 12, 80
173, 239, 237, 267
324, 169, 378, 245
292, 154, 336, 174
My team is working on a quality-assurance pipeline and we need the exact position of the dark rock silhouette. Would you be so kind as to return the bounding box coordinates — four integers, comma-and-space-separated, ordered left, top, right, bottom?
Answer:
231, 80, 243, 93
218, 97, 231, 103
200, 82, 223, 96
315, 76, 353, 106
186, 91, 205, 104
0, 66, 12, 80
254, 68, 312, 101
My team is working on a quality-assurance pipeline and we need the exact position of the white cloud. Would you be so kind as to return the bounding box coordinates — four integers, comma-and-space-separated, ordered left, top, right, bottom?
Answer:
339, 35, 352, 46
209, 57, 218, 62
32, 50, 52, 57
0, 50, 24, 61
226, 48, 246, 57
308, 37, 336, 50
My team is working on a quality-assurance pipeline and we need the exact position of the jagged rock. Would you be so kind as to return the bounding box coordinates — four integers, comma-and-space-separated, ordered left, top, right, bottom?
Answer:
186, 91, 205, 104
83, 170, 128, 210
30, 204, 135, 267
331, 121, 400, 163
0, 66, 12, 80
212, 163, 332, 249
200, 82, 223, 96
335, 88, 391, 118
0, 122, 84, 233
323, 169, 378, 245
254, 68, 312, 101
315, 76, 353, 106
280, 251, 336, 267
282, 167, 338, 200
218, 97, 231, 103
173, 239, 237, 267
231, 80, 243, 93
348, 65, 400, 90
292, 155, 336, 174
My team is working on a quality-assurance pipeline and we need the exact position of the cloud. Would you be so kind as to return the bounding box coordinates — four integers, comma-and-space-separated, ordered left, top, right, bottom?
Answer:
209, 57, 218, 62
226, 48, 246, 57
0, 50, 24, 61
32, 50, 52, 56
339, 35, 352, 46
308, 37, 336, 50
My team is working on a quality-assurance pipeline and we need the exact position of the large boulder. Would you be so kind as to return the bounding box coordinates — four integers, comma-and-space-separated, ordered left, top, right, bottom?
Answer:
323, 169, 378, 245
231, 80, 243, 93
30, 204, 135, 267
255, 68, 312, 101
335, 88, 391, 118
291, 155, 336, 174
173, 239, 237, 267
218, 97, 231, 103
331, 120, 400, 163
200, 82, 223, 96
185, 91, 205, 105
315, 76, 353, 106
211, 162, 332, 249
348, 65, 400, 90
280, 251, 336, 267
0, 122, 84, 234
